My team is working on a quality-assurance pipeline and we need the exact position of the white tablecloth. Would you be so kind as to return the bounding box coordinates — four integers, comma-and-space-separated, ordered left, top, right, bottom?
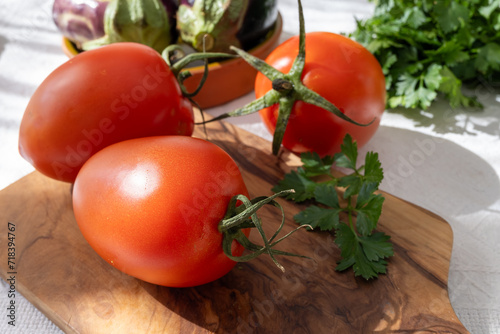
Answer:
1, 0, 499, 333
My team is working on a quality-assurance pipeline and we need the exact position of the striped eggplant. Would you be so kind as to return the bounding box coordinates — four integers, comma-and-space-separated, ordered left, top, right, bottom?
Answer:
53, 0, 179, 51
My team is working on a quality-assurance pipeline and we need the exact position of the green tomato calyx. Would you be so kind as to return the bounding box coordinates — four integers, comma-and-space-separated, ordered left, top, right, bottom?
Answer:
218, 189, 310, 272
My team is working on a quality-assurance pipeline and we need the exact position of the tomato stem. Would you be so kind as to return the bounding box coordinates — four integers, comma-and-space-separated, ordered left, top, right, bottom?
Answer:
162, 43, 235, 98
271, 78, 294, 95
218, 189, 311, 272
161, 41, 235, 138
196, 0, 375, 155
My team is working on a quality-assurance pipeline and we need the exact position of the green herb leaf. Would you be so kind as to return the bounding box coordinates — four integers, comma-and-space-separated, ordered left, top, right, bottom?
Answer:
364, 151, 384, 185
355, 194, 385, 236
272, 169, 317, 203
476, 43, 500, 74
360, 232, 394, 262
439, 66, 481, 108
338, 174, 363, 199
334, 134, 358, 170
314, 183, 340, 208
350, 0, 500, 110
435, 2, 469, 34
479, 0, 500, 19
301, 152, 335, 177
401, 7, 427, 29
294, 205, 341, 231
334, 225, 392, 280
276, 134, 393, 279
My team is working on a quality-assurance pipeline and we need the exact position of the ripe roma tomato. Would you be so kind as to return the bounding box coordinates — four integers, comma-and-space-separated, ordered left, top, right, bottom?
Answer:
19, 42, 194, 183
72, 136, 250, 287
255, 32, 386, 157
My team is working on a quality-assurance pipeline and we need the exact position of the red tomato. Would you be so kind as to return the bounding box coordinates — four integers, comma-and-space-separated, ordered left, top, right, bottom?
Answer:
255, 32, 386, 157
19, 42, 194, 183
72, 136, 250, 287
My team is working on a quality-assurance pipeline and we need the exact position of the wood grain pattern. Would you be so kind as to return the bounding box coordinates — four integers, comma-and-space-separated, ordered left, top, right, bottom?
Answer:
0, 118, 468, 333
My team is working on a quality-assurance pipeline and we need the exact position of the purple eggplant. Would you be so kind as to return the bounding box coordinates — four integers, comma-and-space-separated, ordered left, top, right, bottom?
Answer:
177, 0, 278, 52
53, 0, 179, 52
52, 0, 109, 49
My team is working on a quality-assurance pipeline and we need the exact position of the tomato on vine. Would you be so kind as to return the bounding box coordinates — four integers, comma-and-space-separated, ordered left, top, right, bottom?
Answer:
254, 32, 386, 157
72, 136, 306, 287
204, 0, 386, 157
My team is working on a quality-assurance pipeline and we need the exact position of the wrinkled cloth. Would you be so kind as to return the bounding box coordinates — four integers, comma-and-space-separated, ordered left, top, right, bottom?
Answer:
1, 0, 499, 333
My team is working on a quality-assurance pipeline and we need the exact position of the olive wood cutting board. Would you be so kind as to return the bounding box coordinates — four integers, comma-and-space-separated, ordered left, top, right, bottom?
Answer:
0, 117, 468, 333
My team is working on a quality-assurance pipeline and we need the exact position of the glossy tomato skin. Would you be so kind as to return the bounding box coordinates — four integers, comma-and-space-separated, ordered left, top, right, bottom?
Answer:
255, 32, 386, 157
72, 136, 249, 287
19, 42, 194, 183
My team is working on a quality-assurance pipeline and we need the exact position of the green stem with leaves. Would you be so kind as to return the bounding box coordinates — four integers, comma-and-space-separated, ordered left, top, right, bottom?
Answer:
273, 134, 394, 279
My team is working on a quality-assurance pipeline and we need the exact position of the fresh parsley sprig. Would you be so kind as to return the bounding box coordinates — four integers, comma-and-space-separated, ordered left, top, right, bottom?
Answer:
273, 135, 393, 279
350, 0, 500, 110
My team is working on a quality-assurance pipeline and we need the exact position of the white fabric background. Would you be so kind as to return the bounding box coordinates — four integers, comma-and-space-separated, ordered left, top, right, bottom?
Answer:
1, 0, 499, 333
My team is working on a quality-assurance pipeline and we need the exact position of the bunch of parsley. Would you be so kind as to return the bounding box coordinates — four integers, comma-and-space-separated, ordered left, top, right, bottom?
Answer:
350, 0, 500, 110
274, 135, 393, 279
